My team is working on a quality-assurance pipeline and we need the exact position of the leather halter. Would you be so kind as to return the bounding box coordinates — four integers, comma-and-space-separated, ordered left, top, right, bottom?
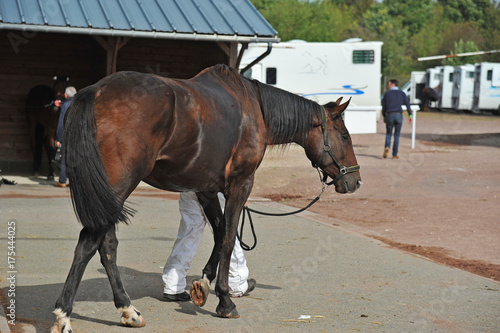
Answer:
315, 107, 360, 186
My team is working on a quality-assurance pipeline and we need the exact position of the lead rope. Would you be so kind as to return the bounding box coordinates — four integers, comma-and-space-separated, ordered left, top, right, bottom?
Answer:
237, 167, 328, 251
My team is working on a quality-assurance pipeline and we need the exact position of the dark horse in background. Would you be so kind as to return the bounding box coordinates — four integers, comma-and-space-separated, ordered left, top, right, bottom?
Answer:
51, 65, 361, 333
25, 76, 69, 178
420, 85, 439, 111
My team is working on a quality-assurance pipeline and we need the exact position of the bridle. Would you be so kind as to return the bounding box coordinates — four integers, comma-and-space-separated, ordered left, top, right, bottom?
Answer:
314, 106, 360, 186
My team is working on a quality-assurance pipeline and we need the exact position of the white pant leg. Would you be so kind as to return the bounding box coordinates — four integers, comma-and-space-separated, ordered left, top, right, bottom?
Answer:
163, 192, 250, 295
228, 237, 249, 296
163, 192, 207, 294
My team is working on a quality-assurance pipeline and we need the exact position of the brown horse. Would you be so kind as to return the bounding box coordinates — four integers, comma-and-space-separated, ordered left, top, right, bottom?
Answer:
51, 65, 361, 332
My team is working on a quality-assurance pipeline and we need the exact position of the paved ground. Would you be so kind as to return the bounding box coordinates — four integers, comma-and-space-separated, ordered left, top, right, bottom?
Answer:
1, 182, 499, 332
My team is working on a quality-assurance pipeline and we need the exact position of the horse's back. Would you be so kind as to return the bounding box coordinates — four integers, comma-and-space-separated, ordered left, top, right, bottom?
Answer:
87, 67, 266, 193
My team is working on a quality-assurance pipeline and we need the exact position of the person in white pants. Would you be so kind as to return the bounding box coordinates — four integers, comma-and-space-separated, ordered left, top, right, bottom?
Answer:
163, 191, 255, 301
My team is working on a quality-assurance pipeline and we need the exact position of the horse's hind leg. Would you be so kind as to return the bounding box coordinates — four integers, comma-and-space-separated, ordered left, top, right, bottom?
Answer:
190, 192, 224, 307
52, 228, 105, 333
98, 225, 145, 327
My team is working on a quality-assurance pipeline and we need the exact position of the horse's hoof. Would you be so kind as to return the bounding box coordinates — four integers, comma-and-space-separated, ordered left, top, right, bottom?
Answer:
51, 309, 73, 333
119, 305, 146, 328
191, 278, 210, 307
216, 303, 240, 319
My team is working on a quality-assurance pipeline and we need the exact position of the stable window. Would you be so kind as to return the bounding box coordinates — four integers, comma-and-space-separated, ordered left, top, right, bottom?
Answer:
353, 50, 374, 64
266, 67, 277, 85
449, 73, 453, 82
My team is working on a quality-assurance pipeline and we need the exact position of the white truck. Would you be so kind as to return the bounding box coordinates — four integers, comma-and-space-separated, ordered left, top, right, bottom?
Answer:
452, 64, 476, 111
240, 39, 384, 133
472, 62, 500, 114
405, 71, 426, 106
438, 65, 454, 110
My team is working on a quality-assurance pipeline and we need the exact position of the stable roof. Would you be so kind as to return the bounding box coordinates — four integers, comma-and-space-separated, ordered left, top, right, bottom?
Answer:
0, 0, 279, 43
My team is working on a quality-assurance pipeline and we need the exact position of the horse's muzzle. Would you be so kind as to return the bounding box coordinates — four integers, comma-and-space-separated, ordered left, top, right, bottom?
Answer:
336, 178, 362, 194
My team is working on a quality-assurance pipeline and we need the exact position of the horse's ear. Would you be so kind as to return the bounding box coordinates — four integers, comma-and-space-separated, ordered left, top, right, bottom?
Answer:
333, 97, 351, 115
335, 97, 343, 105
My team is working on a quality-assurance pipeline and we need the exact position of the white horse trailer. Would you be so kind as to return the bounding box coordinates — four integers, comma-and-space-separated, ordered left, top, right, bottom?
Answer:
426, 66, 442, 88
472, 62, 500, 114
452, 64, 475, 111
409, 71, 426, 105
425, 67, 442, 108
438, 66, 454, 110
240, 40, 383, 133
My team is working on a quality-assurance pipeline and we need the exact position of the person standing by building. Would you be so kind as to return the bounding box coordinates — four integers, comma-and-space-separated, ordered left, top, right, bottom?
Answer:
54, 86, 77, 187
382, 79, 412, 159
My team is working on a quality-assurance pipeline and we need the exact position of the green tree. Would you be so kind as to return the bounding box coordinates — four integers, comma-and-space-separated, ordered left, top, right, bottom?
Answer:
250, 0, 500, 84
255, 0, 357, 42
385, 0, 434, 34
442, 39, 481, 66
438, 0, 493, 25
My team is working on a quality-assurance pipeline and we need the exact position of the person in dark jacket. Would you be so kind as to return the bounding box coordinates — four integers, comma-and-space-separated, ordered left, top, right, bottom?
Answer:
382, 79, 412, 159
54, 86, 76, 187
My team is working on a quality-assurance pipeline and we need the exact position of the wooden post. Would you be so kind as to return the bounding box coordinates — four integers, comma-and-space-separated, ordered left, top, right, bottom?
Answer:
94, 36, 130, 75
217, 42, 239, 69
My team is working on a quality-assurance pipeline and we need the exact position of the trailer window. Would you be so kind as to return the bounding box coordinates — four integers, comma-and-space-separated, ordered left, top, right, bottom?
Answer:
266, 68, 277, 85
353, 50, 374, 64
487, 70, 492, 81
449, 73, 453, 82
242, 68, 253, 79
466, 71, 474, 79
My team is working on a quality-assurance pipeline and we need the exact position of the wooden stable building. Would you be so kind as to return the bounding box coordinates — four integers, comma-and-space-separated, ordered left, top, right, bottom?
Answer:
0, 0, 278, 173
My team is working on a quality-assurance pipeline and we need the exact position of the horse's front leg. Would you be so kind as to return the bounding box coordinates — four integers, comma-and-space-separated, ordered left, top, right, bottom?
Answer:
52, 228, 105, 333
215, 185, 253, 318
98, 225, 145, 328
190, 192, 224, 307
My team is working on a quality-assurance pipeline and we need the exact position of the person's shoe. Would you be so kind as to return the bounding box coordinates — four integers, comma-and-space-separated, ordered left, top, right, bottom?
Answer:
163, 291, 191, 302
383, 147, 389, 158
54, 182, 67, 188
392, 155, 399, 159
242, 278, 256, 296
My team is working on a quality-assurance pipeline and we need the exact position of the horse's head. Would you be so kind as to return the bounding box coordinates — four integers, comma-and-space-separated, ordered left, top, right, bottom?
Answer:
304, 97, 361, 194
53, 75, 70, 101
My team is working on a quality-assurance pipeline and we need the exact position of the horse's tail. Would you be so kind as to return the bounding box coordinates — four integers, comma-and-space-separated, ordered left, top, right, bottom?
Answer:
63, 86, 134, 232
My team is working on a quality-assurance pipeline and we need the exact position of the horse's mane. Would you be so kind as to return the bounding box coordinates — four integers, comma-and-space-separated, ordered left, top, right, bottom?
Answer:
253, 80, 324, 145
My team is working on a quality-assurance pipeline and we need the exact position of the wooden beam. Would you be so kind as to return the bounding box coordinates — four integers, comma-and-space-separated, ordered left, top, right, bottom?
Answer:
93, 36, 130, 75
228, 42, 238, 68
217, 42, 239, 68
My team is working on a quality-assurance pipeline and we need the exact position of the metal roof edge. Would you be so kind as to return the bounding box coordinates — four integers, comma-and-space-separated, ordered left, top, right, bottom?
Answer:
0, 23, 280, 43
